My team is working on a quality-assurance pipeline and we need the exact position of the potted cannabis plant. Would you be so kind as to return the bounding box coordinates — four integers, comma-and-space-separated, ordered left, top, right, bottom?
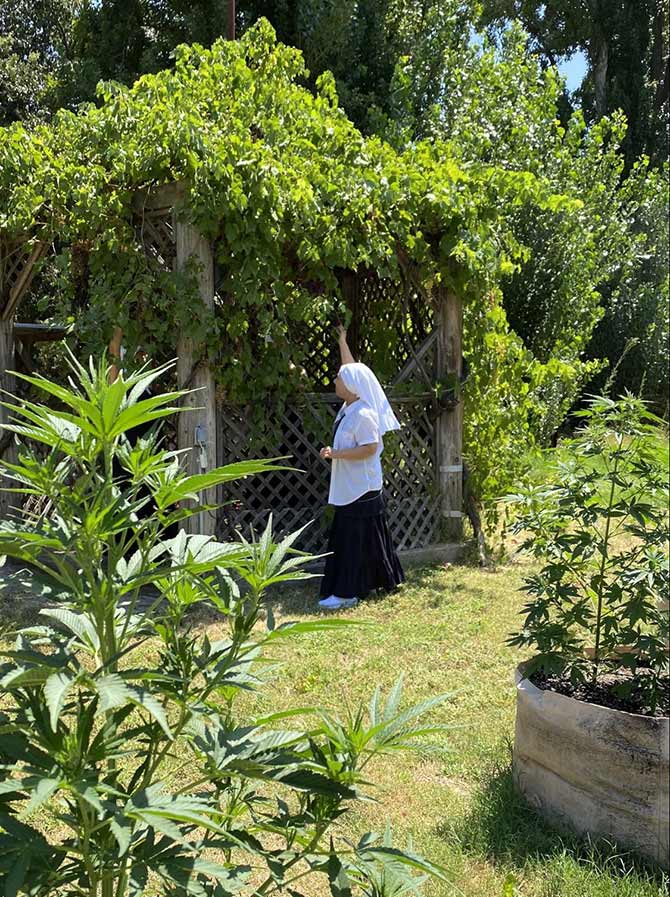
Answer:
507, 394, 669, 867
0, 356, 452, 896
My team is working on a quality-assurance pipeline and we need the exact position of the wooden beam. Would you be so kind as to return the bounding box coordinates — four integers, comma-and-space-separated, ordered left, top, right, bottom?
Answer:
300, 391, 433, 404
14, 323, 68, 343
0, 314, 19, 520
435, 285, 463, 541
339, 270, 359, 358
175, 217, 217, 536
391, 330, 437, 386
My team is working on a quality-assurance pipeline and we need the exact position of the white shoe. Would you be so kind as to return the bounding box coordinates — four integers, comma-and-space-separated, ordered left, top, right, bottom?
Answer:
318, 595, 358, 610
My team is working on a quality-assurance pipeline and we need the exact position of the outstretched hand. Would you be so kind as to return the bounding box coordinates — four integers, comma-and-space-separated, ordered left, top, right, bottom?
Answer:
335, 322, 355, 364
320, 446, 333, 460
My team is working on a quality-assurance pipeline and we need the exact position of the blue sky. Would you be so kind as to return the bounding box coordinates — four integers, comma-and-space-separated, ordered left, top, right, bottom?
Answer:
557, 50, 588, 92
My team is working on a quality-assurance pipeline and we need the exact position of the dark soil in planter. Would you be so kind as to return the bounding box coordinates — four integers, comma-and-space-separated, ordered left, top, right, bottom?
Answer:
530, 668, 670, 718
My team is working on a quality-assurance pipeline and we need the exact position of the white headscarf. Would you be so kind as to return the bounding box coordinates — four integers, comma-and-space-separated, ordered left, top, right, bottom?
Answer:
338, 363, 401, 435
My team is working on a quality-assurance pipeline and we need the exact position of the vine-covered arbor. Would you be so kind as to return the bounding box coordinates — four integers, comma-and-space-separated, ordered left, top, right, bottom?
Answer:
1, 179, 463, 557
0, 20, 566, 555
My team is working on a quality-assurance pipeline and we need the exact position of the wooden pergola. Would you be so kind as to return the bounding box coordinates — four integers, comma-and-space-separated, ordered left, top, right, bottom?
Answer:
1, 182, 464, 560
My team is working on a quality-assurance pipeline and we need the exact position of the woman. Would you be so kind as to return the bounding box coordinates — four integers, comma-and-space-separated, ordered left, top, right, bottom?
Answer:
318, 326, 405, 610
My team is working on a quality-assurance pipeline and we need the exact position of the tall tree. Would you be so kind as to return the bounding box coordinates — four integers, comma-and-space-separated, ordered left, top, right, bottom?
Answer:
238, 0, 399, 131
0, 0, 232, 124
480, 0, 669, 166
0, 0, 480, 135
0, 0, 82, 123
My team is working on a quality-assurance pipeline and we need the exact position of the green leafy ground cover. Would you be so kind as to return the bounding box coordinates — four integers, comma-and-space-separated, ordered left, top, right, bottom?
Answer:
2, 560, 666, 897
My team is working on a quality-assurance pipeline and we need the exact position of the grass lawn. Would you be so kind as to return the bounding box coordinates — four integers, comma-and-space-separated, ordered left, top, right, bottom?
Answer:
246, 558, 668, 897
1, 557, 667, 897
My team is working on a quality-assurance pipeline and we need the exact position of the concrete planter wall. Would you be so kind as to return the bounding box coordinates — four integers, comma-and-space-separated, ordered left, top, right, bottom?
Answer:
513, 666, 669, 868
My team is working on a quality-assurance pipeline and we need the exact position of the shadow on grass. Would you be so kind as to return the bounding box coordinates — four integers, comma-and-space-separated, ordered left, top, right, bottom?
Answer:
441, 752, 669, 887
0, 560, 325, 631
0, 563, 48, 631
0, 558, 509, 631
263, 563, 459, 618
264, 582, 397, 619
192, 568, 458, 624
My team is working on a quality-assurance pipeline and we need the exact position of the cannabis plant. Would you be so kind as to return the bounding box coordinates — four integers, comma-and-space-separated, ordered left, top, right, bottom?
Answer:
508, 394, 669, 711
0, 357, 451, 897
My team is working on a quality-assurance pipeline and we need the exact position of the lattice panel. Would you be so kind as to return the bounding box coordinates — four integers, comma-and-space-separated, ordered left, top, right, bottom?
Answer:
282, 270, 435, 392
216, 394, 440, 555
381, 399, 441, 551
1, 244, 26, 296
351, 269, 434, 386
217, 398, 335, 552
290, 320, 339, 390
0, 239, 47, 318
135, 212, 176, 271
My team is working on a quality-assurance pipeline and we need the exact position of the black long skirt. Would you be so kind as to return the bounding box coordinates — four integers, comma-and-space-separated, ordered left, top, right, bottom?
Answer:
319, 490, 405, 600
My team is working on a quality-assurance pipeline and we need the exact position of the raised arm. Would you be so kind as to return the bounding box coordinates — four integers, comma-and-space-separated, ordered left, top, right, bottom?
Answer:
337, 324, 355, 366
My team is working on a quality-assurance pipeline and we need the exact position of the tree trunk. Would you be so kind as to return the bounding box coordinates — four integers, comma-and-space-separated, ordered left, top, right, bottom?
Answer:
593, 32, 609, 118
227, 0, 235, 40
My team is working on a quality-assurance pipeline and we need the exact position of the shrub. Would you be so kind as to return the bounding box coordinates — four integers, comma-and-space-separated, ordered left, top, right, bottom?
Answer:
0, 357, 451, 896
507, 394, 669, 713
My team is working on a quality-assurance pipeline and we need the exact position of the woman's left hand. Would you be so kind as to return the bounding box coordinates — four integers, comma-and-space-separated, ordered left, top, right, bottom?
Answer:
320, 446, 334, 460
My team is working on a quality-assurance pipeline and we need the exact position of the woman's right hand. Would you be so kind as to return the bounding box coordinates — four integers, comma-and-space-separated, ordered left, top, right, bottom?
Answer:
320, 446, 333, 460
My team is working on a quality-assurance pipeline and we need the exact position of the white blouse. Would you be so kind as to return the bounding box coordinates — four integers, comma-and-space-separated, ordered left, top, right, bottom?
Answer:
328, 401, 383, 506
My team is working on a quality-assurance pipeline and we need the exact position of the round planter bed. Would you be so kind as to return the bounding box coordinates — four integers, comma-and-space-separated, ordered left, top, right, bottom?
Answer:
513, 665, 669, 868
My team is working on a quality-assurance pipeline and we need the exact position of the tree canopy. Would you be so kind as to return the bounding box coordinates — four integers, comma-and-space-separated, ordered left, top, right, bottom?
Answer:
1, 6, 667, 500
1, 20, 588, 504
0, 20, 556, 359
481, 0, 669, 167
2, 0, 667, 168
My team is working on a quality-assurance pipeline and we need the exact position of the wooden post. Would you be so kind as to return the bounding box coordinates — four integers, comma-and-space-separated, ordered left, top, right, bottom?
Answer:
175, 220, 217, 536
435, 285, 463, 541
0, 315, 18, 521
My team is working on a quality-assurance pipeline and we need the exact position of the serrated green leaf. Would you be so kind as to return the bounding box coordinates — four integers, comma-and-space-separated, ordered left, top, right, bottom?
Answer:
95, 674, 172, 738
110, 813, 132, 857
44, 670, 75, 731
24, 776, 60, 815
41, 607, 100, 651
